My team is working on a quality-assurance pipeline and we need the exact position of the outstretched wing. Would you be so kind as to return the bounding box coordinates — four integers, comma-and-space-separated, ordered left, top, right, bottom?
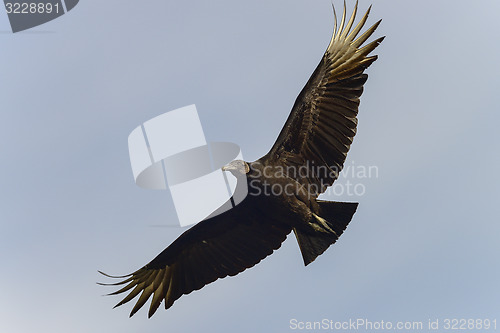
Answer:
260, 1, 384, 196
99, 196, 292, 318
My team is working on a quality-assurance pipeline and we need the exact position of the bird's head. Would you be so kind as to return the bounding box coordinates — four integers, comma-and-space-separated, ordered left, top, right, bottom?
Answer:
222, 160, 250, 177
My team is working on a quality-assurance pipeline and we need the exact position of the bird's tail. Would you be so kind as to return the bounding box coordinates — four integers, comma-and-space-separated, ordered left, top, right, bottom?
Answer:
293, 200, 358, 266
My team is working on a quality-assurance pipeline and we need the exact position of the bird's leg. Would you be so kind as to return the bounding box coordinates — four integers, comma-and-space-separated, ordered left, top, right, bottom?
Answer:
311, 213, 337, 236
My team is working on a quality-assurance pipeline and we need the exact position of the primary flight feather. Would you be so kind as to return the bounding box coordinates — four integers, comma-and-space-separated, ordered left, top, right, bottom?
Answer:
99, 1, 383, 318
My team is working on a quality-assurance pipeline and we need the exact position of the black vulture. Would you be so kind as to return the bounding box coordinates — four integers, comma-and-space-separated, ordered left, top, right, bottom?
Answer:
99, 1, 384, 318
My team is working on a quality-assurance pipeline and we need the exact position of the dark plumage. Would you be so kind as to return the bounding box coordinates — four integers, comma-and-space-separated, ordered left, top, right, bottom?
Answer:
99, 1, 383, 318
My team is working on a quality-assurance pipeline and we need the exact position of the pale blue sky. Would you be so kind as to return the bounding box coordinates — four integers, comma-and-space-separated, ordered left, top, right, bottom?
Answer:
1, 1, 499, 332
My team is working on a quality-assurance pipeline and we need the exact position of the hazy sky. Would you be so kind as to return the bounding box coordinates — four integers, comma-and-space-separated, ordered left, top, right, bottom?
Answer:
1, 1, 499, 332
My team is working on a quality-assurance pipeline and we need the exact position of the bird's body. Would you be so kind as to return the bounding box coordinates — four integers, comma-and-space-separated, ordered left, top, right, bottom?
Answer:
100, 1, 384, 318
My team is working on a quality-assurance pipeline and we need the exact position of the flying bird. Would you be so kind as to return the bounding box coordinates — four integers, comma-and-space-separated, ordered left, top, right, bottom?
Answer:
100, 1, 384, 318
